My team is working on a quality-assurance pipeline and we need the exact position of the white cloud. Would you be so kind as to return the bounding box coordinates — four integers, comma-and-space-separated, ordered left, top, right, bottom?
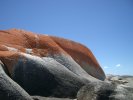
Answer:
104, 66, 109, 69
116, 64, 121, 67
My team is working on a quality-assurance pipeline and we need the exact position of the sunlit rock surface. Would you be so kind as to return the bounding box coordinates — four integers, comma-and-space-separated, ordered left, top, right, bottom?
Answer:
77, 75, 133, 100
0, 29, 105, 80
0, 29, 132, 100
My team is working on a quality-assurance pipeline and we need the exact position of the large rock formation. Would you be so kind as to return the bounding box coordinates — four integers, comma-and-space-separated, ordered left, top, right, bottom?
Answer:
0, 29, 105, 80
0, 29, 105, 100
0, 29, 132, 100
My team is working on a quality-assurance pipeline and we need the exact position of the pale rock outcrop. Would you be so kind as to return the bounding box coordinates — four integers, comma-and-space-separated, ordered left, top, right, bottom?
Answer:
77, 75, 133, 100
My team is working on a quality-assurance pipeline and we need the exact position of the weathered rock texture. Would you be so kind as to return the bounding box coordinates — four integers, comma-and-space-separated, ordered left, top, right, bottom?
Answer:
32, 96, 76, 100
77, 75, 133, 100
0, 29, 105, 100
0, 29, 132, 100
0, 29, 105, 80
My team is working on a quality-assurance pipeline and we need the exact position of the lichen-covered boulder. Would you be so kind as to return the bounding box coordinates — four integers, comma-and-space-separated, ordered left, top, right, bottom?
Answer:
0, 29, 105, 80
0, 29, 105, 99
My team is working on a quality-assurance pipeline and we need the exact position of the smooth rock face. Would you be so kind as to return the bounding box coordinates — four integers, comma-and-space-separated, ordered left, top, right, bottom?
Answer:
0, 29, 105, 99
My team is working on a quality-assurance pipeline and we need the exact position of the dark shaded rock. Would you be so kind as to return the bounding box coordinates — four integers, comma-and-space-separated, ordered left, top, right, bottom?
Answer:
12, 54, 88, 98
0, 61, 32, 100
32, 96, 76, 100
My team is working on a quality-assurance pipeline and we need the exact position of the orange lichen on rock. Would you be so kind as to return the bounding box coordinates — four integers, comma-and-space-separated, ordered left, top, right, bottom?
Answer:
0, 29, 105, 80
50, 36, 105, 78
0, 51, 20, 75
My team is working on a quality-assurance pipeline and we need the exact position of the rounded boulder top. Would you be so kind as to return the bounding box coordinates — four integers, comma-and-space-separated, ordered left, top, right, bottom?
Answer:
0, 28, 105, 80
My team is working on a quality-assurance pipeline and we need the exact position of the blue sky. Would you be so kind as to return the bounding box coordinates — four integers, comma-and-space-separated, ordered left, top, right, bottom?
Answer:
0, 0, 133, 75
